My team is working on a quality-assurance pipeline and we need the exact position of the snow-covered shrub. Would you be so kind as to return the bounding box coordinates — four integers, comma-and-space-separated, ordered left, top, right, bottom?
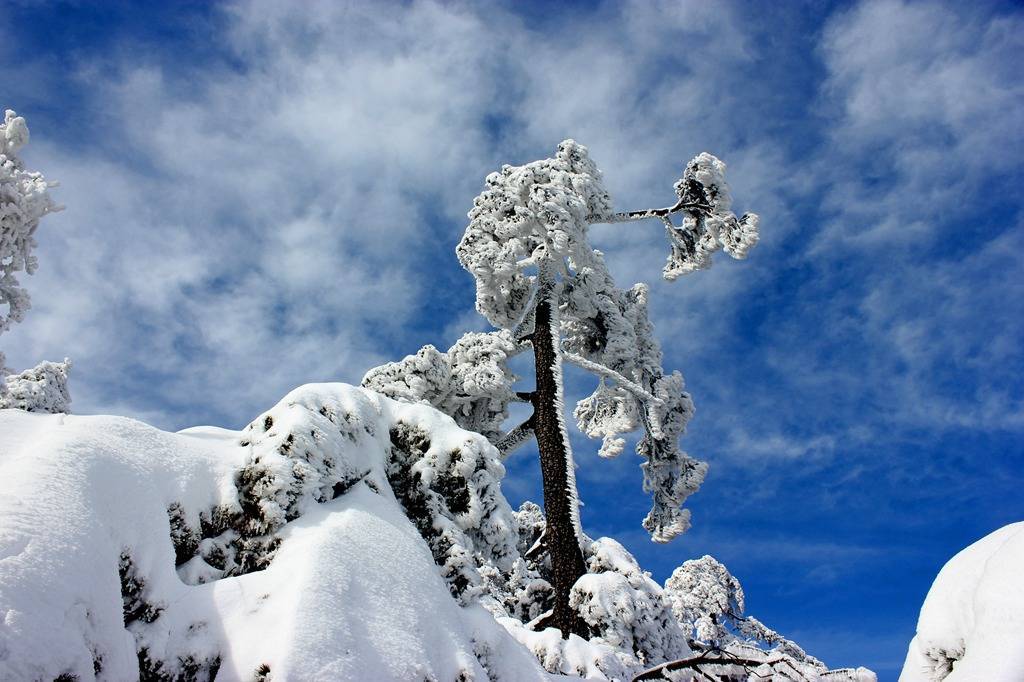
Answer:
573, 538, 690, 665
363, 331, 520, 443
663, 552, 831, 667
0, 357, 71, 413
163, 385, 521, 600
901, 522, 1024, 681
385, 418, 518, 602
482, 503, 692, 679
0, 109, 61, 387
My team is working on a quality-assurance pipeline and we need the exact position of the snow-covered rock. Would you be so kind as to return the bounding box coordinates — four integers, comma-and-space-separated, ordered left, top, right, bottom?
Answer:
900, 522, 1024, 682
0, 383, 552, 681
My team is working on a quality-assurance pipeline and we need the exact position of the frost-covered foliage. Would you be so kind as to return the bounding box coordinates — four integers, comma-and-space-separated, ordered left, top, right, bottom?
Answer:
0, 357, 71, 413
362, 330, 520, 442
457, 139, 613, 329
662, 555, 833, 677
901, 522, 1024, 681
0, 109, 61, 382
661, 152, 759, 280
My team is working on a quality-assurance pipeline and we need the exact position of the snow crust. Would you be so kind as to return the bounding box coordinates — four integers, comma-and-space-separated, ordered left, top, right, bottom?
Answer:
900, 522, 1024, 681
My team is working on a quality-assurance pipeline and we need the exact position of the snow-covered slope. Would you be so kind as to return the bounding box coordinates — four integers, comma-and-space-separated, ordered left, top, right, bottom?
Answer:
0, 384, 552, 681
900, 522, 1024, 682
1, 382, 873, 681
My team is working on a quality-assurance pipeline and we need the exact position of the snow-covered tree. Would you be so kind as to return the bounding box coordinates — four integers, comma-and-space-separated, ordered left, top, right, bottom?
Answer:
455, 140, 758, 637
0, 358, 72, 413
0, 109, 64, 408
664, 555, 819, 663
370, 140, 758, 637
644, 555, 878, 681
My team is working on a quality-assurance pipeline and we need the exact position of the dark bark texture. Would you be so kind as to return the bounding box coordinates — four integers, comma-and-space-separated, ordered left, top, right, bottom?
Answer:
531, 293, 588, 639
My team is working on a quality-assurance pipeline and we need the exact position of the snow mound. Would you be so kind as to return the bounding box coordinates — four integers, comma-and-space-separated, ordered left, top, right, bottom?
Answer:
0, 383, 551, 681
900, 522, 1024, 682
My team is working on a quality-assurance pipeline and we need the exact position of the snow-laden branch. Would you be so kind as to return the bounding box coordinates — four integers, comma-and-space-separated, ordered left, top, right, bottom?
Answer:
494, 415, 535, 458
562, 351, 661, 406
588, 199, 710, 225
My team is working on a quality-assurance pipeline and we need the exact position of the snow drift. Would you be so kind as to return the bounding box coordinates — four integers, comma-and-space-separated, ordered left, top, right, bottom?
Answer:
900, 522, 1024, 681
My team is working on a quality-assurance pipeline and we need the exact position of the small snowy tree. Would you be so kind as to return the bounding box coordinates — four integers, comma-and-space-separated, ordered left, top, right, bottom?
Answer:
640, 555, 880, 681
0, 109, 66, 411
0, 358, 72, 413
369, 140, 758, 637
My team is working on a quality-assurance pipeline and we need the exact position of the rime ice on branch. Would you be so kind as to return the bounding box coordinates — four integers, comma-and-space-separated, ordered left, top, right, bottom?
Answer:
369, 140, 758, 637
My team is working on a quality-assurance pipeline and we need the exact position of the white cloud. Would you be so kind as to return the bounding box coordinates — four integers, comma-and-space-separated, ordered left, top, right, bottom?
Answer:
2, 0, 778, 430
816, 0, 1024, 249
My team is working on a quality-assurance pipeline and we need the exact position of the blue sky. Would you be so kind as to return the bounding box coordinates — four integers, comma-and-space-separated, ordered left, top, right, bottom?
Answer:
2, 0, 1022, 678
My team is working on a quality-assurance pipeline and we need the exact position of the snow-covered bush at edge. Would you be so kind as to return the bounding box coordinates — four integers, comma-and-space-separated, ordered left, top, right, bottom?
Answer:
0, 108, 69, 411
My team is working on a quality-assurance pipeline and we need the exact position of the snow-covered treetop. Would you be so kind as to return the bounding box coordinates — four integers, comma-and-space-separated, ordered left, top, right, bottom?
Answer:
664, 555, 746, 646
457, 139, 613, 329
1, 110, 61, 379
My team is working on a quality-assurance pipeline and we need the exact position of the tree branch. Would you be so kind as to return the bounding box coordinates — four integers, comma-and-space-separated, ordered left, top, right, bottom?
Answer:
511, 295, 538, 343
561, 351, 662, 406
494, 415, 536, 458
589, 199, 711, 225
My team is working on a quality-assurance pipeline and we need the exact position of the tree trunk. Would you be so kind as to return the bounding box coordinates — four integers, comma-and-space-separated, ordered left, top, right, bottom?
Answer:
531, 284, 588, 639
